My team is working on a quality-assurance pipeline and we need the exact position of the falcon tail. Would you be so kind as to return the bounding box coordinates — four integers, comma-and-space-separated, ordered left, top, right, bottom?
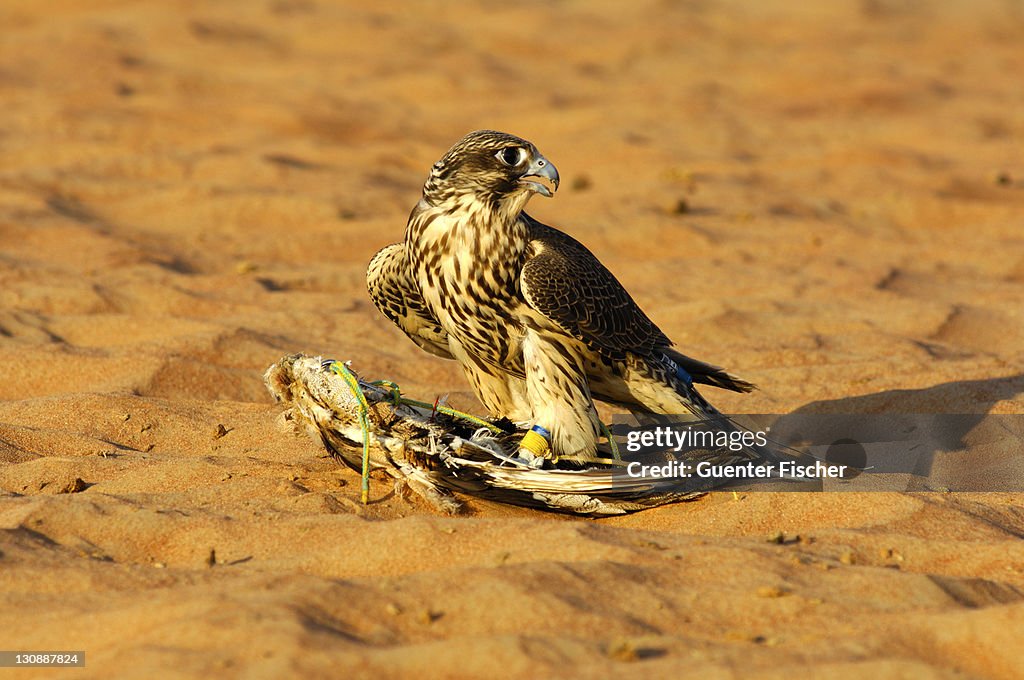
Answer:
663, 348, 756, 393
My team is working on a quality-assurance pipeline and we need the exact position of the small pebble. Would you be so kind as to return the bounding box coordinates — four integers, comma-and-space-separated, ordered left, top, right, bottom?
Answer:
417, 609, 441, 625
756, 585, 788, 598
606, 638, 638, 662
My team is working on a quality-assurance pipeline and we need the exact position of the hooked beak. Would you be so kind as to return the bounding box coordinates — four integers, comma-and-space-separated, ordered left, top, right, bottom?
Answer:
519, 155, 560, 198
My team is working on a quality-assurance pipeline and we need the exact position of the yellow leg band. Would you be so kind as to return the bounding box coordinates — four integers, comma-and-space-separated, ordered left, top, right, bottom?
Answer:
519, 429, 550, 457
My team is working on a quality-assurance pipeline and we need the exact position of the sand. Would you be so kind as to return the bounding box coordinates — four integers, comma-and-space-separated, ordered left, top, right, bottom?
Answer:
2, 0, 1023, 677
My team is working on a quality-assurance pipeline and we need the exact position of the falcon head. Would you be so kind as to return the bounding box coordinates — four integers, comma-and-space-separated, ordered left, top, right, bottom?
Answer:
422, 130, 560, 211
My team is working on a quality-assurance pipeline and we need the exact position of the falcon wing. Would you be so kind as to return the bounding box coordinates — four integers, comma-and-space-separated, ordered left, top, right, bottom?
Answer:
519, 217, 754, 393
367, 243, 454, 360
519, 217, 670, 361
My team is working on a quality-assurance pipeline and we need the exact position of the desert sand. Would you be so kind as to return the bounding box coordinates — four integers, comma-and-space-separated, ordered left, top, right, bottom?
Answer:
2, 0, 1024, 677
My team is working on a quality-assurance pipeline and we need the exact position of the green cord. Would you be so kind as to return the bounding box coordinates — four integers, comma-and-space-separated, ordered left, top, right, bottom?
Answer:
330, 362, 372, 504
371, 379, 403, 405
600, 421, 621, 461
371, 380, 503, 434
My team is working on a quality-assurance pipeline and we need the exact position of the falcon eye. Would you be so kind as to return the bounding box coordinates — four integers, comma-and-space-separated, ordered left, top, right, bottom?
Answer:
496, 146, 526, 167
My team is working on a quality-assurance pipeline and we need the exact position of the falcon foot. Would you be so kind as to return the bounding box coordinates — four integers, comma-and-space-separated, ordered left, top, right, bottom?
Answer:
513, 449, 547, 469
492, 448, 547, 469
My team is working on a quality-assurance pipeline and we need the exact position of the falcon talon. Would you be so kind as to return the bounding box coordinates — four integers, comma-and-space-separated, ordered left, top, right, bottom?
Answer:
490, 448, 537, 469
513, 449, 547, 469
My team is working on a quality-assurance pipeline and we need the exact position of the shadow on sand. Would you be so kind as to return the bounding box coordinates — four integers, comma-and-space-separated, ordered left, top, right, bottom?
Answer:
743, 373, 1024, 492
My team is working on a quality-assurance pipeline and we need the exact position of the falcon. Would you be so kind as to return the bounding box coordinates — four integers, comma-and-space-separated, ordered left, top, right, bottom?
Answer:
367, 130, 754, 463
